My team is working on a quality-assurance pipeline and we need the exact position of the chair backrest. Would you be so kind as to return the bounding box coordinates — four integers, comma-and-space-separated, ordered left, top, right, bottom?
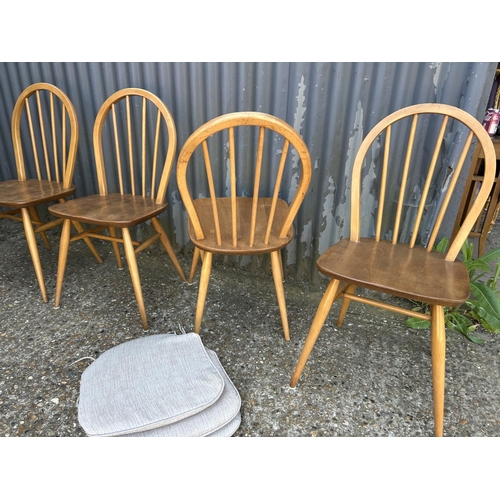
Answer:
93, 88, 177, 203
349, 103, 496, 261
176, 111, 312, 250
11, 82, 79, 188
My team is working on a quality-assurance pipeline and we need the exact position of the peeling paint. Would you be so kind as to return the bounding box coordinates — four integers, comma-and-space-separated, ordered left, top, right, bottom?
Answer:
171, 190, 189, 247
285, 75, 308, 266
430, 62, 442, 95
340, 100, 365, 239
299, 219, 313, 259
288, 75, 307, 204
318, 175, 336, 256
317, 100, 365, 250
286, 240, 297, 267
293, 75, 307, 135
360, 142, 378, 238
288, 172, 300, 203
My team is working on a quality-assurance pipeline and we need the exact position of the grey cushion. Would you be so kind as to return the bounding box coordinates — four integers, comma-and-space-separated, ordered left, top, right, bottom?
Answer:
78, 333, 240, 437
205, 412, 241, 437
123, 350, 241, 437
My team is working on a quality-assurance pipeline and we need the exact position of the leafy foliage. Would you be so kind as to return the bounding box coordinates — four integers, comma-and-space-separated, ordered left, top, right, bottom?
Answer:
406, 238, 500, 345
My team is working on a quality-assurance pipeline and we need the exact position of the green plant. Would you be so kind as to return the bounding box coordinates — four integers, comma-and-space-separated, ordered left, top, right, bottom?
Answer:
406, 237, 500, 345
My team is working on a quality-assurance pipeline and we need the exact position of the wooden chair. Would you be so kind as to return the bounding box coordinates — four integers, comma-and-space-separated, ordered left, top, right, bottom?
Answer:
0, 82, 100, 302
290, 103, 497, 436
451, 136, 500, 257
49, 88, 187, 330
176, 112, 312, 340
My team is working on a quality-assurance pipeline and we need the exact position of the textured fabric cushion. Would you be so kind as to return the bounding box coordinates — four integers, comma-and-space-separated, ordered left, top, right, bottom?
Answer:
78, 333, 226, 437
123, 350, 241, 437
206, 412, 241, 437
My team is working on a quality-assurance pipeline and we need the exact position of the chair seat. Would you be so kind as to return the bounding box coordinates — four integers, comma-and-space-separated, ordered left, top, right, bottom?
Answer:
48, 193, 167, 227
0, 179, 75, 208
78, 333, 241, 437
189, 197, 293, 254
317, 238, 470, 306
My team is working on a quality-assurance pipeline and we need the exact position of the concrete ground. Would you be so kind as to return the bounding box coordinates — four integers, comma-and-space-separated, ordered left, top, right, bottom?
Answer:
1, 216, 499, 438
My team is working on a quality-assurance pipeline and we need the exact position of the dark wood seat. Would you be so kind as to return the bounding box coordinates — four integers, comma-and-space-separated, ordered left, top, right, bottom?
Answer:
290, 103, 497, 437
176, 111, 312, 340
49, 88, 187, 330
317, 239, 470, 306
189, 197, 293, 255
51, 193, 168, 227
0, 179, 75, 207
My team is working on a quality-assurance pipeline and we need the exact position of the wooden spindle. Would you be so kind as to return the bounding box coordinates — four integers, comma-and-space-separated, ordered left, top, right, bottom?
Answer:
375, 125, 391, 242
265, 138, 289, 245
111, 103, 124, 194
50, 93, 60, 183
427, 130, 474, 251
25, 98, 42, 180
151, 109, 161, 199
126, 96, 135, 196
410, 115, 449, 248
250, 126, 265, 247
203, 140, 221, 245
393, 114, 418, 243
141, 97, 147, 197
36, 91, 51, 181
229, 127, 237, 247
62, 104, 67, 178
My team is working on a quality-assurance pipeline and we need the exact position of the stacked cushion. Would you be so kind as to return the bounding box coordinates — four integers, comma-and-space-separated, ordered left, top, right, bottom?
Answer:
78, 332, 241, 437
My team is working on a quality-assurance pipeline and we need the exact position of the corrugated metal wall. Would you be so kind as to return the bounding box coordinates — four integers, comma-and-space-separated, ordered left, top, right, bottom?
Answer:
0, 62, 496, 281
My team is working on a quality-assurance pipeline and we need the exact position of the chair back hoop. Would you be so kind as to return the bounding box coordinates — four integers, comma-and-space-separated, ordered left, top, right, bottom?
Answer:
11, 82, 79, 187
349, 103, 496, 261
92, 88, 177, 203
176, 111, 312, 248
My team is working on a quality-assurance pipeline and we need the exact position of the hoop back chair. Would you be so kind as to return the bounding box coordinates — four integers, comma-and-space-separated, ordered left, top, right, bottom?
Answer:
0, 82, 99, 302
176, 111, 312, 340
49, 88, 187, 330
290, 103, 496, 436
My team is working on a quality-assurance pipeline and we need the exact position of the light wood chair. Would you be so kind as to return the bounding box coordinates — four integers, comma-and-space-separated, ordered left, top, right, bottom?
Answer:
290, 103, 497, 436
0, 82, 100, 302
176, 112, 312, 340
49, 88, 187, 330
451, 136, 500, 257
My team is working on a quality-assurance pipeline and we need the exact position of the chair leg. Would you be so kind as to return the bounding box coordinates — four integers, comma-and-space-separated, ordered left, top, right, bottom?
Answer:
21, 207, 48, 302
70, 220, 103, 264
194, 250, 212, 334
270, 250, 290, 341
151, 217, 187, 282
337, 285, 357, 326
278, 249, 284, 282
122, 227, 148, 331
430, 304, 446, 437
290, 279, 340, 387
28, 206, 51, 250
478, 232, 487, 258
108, 227, 123, 269
54, 218, 72, 309
54, 199, 102, 262
189, 246, 201, 284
